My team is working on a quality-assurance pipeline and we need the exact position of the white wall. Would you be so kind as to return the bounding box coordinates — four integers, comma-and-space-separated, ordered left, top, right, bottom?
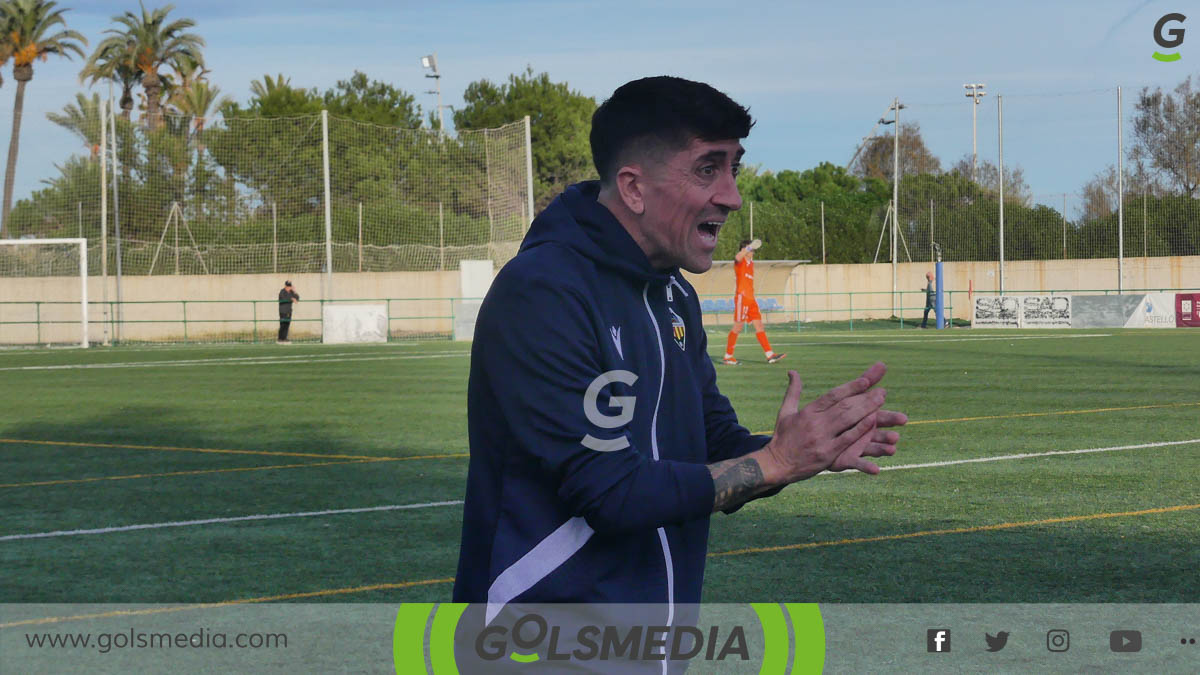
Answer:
6, 256, 1199, 343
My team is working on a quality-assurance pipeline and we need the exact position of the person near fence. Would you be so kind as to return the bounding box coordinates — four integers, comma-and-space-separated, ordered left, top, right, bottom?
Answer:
921, 271, 935, 328
454, 76, 906, 616
722, 238, 785, 365
277, 281, 299, 343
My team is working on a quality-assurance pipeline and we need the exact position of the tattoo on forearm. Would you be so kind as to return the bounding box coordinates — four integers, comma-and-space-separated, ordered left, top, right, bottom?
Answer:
709, 457, 766, 512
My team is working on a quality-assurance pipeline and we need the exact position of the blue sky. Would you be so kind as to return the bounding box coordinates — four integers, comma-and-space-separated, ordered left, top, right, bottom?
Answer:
0, 0, 1191, 209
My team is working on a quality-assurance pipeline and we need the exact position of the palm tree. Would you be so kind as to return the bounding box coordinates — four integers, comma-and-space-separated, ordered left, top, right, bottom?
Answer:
0, 19, 12, 89
166, 52, 203, 92
250, 73, 291, 99
80, 37, 141, 120
0, 0, 87, 236
98, 4, 204, 129
46, 92, 105, 158
171, 80, 231, 134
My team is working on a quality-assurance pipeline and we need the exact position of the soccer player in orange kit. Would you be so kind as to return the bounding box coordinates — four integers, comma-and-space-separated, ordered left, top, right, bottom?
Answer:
723, 238, 785, 365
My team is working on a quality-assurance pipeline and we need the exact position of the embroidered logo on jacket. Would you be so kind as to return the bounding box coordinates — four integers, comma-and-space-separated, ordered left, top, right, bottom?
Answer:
581, 370, 637, 452
669, 308, 686, 352
610, 326, 623, 360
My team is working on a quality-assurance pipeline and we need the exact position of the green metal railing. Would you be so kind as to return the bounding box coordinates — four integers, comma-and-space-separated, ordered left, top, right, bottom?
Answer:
0, 297, 469, 345
698, 290, 955, 331
5, 287, 1200, 345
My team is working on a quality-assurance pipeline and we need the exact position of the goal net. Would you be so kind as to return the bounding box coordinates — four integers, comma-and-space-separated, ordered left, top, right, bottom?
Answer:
0, 238, 89, 347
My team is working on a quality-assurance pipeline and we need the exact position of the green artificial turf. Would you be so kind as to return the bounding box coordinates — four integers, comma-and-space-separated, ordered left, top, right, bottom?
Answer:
1, 329, 1197, 606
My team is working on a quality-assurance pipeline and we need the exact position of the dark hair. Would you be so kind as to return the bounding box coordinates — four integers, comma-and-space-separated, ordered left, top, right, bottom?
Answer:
590, 76, 754, 184
739, 239, 752, 250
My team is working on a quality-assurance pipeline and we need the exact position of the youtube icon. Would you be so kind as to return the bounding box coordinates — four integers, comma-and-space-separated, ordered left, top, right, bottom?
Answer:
1110, 630, 1142, 653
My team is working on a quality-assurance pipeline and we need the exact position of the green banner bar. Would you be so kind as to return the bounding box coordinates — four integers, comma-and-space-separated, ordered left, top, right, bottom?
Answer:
786, 603, 826, 674
428, 603, 466, 674
392, 603, 433, 674
750, 603, 788, 673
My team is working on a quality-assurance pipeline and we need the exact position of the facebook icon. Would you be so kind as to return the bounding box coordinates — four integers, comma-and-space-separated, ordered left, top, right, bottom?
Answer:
927, 629, 952, 652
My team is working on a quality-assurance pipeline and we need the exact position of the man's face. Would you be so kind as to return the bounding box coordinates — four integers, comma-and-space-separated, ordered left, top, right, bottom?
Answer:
636, 137, 744, 273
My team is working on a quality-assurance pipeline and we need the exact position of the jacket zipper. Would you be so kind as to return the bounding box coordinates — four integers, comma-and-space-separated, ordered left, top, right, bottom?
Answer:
668, 275, 689, 301
641, 281, 675, 638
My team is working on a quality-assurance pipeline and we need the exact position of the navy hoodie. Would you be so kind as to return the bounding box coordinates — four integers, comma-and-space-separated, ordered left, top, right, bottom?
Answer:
454, 181, 769, 612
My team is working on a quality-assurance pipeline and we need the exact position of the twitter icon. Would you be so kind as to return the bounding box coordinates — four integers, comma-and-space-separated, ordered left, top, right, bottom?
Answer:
985, 632, 1010, 652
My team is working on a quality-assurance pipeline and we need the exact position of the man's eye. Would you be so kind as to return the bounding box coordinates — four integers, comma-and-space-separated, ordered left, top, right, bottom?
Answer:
732, 165, 740, 177
699, 166, 716, 176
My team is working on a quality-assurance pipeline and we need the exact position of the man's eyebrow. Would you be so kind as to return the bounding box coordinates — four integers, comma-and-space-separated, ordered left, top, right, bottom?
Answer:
696, 149, 745, 163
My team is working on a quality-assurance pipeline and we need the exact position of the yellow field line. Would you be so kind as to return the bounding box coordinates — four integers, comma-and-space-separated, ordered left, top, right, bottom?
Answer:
0, 453, 470, 489
709, 502, 1200, 558
906, 401, 1200, 426
0, 438, 381, 460
0, 437, 470, 464
0, 578, 455, 629
8, 503, 1198, 628
0, 458, 396, 489
753, 400, 1200, 435
12, 401, 1197, 466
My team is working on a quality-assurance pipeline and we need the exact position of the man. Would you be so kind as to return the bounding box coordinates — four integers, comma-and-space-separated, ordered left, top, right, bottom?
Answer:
455, 77, 905, 614
921, 271, 935, 328
277, 281, 299, 343
722, 238, 785, 365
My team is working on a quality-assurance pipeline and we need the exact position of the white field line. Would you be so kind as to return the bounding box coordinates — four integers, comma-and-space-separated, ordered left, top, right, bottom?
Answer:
6, 438, 1199, 543
704, 329, 1114, 338
4, 333, 1108, 370
0, 341, 429, 357
764, 333, 1112, 348
868, 438, 1200, 474
0, 351, 471, 372
0, 500, 464, 542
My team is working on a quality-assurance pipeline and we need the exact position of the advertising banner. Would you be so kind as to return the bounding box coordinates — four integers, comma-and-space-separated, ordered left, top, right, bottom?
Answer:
1123, 293, 1177, 328
1176, 293, 1200, 327
972, 296, 1071, 328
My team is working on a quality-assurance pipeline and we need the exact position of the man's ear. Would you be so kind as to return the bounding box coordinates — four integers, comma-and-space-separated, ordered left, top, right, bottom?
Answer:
615, 165, 645, 215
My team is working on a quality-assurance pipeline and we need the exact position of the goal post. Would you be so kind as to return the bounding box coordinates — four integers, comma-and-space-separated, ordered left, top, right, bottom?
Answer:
0, 238, 89, 348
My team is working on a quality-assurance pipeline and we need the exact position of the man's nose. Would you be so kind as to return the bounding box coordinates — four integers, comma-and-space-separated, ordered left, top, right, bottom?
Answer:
713, 172, 742, 211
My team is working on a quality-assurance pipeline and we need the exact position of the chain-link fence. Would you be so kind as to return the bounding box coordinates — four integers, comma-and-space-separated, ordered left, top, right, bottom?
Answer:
5, 106, 532, 276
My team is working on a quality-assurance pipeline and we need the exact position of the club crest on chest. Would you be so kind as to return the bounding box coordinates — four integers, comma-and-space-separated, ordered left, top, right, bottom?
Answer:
669, 307, 686, 352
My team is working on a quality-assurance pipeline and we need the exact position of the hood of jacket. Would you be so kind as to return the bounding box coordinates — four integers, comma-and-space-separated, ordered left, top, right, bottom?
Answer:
520, 180, 675, 283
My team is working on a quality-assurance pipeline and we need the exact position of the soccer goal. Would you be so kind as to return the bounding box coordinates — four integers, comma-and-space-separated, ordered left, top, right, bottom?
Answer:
0, 238, 89, 348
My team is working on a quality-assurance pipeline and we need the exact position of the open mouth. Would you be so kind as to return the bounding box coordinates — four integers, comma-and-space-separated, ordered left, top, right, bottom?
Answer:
697, 221, 722, 244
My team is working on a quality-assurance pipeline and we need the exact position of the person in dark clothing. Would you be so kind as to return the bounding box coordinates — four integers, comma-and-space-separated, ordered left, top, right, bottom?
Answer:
455, 77, 907, 619
921, 271, 935, 328
277, 281, 299, 343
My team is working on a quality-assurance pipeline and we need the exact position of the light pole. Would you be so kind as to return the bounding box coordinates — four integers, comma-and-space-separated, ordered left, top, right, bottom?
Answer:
420, 53, 446, 133
879, 98, 905, 316
964, 83, 986, 183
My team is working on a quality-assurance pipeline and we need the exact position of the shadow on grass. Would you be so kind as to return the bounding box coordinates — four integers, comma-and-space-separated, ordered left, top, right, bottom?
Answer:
0, 405, 461, 459
0, 410, 469, 604
704, 511, 1200, 603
